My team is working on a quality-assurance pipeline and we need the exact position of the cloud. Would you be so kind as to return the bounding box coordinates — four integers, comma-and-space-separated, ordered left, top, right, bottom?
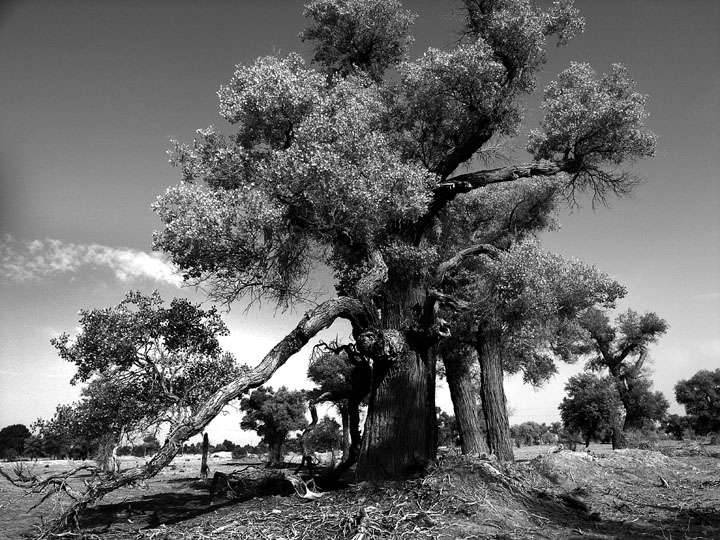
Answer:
0, 235, 182, 286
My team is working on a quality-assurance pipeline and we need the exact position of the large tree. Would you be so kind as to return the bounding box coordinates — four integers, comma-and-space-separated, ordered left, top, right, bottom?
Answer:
45, 0, 658, 525
675, 369, 720, 435
240, 386, 308, 465
152, 0, 651, 475
579, 308, 669, 445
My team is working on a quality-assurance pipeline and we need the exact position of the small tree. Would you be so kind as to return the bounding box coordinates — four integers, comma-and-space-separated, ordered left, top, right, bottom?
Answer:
511, 422, 546, 447
240, 386, 308, 466
675, 369, 720, 435
308, 415, 343, 454
559, 373, 623, 446
0, 424, 31, 458
49, 291, 242, 470
662, 414, 694, 440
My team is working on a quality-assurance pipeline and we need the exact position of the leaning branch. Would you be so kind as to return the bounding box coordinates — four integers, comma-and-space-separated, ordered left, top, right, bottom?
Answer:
47, 296, 373, 533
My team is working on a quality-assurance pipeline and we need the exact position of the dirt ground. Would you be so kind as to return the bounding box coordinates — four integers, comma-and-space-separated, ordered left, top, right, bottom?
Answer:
1, 442, 718, 539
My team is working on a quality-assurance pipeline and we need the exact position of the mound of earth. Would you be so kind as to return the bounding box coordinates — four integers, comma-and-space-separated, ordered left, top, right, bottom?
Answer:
8, 447, 720, 539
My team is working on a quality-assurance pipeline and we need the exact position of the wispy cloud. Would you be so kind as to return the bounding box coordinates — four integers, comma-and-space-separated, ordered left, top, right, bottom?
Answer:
0, 235, 182, 286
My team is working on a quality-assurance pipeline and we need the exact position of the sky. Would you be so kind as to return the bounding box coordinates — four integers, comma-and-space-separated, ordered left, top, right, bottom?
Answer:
1, 0, 718, 446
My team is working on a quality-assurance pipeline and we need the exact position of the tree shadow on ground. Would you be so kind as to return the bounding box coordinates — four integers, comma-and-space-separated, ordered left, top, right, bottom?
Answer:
76, 480, 237, 533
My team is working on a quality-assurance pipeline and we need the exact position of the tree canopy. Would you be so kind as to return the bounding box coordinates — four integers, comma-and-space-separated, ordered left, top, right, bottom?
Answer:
675, 369, 720, 435
0, 424, 31, 458
240, 386, 308, 465
47, 291, 242, 467
559, 373, 623, 446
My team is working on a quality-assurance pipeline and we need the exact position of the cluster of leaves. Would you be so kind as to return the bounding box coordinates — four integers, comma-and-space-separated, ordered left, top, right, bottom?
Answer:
559, 372, 623, 445
306, 415, 343, 452
510, 421, 560, 447
44, 292, 242, 458
445, 240, 625, 385
675, 369, 720, 435
437, 409, 460, 447
240, 386, 308, 462
155, 55, 433, 306
301, 0, 416, 82
528, 62, 656, 205
0, 424, 31, 459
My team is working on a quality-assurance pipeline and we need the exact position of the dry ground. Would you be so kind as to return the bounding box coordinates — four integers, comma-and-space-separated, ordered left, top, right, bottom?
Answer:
0, 442, 718, 539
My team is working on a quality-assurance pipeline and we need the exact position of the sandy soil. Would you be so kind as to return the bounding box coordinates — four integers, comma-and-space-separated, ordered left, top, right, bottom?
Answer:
0, 443, 718, 539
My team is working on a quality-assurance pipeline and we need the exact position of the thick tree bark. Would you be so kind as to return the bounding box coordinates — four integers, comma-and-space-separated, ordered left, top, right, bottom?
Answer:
95, 435, 120, 474
442, 345, 488, 454
476, 323, 514, 461
356, 343, 437, 479
355, 284, 438, 480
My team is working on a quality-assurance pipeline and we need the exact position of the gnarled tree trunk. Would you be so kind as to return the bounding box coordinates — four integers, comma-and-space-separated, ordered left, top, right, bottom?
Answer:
356, 342, 437, 479
476, 322, 514, 461
442, 344, 488, 454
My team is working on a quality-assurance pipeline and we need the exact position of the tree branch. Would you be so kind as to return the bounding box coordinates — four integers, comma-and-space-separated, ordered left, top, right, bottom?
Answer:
434, 243, 499, 284
415, 160, 565, 242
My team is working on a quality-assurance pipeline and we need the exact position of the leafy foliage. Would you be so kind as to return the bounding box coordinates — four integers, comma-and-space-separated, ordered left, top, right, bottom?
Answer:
307, 415, 343, 452
437, 410, 460, 448
0, 424, 31, 458
307, 349, 354, 401
559, 373, 623, 445
675, 369, 720, 435
445, 240, 625, 385
621, 377, 669, 430
580, 308, 668, 376
46, 292, 241, 459
301, 0, 416, 82
528, 63, 656, 205
240, 386, 308, 463
662, 414, 695, 440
